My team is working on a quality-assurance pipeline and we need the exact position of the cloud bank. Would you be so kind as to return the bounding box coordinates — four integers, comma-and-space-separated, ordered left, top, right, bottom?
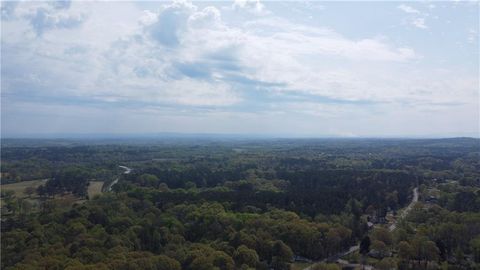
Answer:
1, 1, 478, 137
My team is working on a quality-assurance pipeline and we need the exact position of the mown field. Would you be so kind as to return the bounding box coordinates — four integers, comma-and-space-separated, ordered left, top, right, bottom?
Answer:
1, 179, 105, 208
87, 181, 104, 198
1, 179, 48, 197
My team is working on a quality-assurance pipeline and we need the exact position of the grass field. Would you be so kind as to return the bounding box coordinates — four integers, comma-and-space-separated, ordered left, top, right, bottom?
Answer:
88, 181, 104, 198
1, 179, 48, 197
1, 179, 48, 210
2, 179, 105, 199
1, 179, 106, 211
291, 262, 313, 270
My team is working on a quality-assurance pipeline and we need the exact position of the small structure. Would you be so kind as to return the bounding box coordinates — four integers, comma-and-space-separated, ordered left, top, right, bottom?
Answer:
367, 221, 374, 229
367, 212, 387, 224
425, 195, 438, 204
293, 255, 312, 263
368, 249, 392, 259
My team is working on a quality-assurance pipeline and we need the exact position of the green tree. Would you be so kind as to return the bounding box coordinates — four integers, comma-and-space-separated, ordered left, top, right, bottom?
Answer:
372, 228, 393, 246
360, 236, 371, 255
272, 240, 293, 261
371, 240, 388, 258
24, 186, 36, 197
189, 256, 214, 270
271, 240, 293, 270
212, 251, 235, 270
376, 258, 397, 270
311, 263, 341, 270
470, 236, 480, 263
233, 245, 259, 268
411, 237, 439, 267
397, 241, 413, 262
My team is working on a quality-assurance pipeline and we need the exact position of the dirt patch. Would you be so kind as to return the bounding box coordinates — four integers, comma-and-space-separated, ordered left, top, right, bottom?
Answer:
88, 181, 104, 198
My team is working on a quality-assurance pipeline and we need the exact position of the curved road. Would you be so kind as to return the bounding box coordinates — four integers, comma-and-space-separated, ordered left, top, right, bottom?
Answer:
304, 187, 418, 270
106, 165, 132, 192
388, 187, 418, 231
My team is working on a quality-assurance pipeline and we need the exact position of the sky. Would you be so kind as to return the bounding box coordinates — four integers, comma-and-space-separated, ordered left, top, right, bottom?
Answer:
1, 0, 479, 138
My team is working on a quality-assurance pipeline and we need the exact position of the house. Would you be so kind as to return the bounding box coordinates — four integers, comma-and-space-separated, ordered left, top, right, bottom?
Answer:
425, 195, 438, 204
293, 255, 312, 263
367, 214, 386, 224
368, 249, 392, 259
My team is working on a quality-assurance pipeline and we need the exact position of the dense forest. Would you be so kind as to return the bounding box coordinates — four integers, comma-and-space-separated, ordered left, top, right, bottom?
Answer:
1, 138, 479, 269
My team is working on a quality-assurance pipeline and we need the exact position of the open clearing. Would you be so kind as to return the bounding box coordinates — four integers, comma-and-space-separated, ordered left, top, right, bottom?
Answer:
292, 262, 312, 270
1, 179, 48, 197
88, 181, 104, 198
1, 179, 48, 210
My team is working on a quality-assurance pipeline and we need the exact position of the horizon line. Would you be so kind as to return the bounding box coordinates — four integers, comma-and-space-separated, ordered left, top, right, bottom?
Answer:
1, 132, 479, 140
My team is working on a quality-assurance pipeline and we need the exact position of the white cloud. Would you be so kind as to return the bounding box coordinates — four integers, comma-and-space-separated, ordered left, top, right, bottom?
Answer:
5, 1, 87, 36
2, 0, 468, 108
467, 28, 477, 43
397, 4, 429, 30
139, 10, 157, 26
398, 4, 420, 14
1, 0, 478, 137
412, 18, 428, 29
233, 0, 268, 15
1, 0, 466, 109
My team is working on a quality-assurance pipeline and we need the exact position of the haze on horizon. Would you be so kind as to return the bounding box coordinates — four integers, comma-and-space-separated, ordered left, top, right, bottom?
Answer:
1, 0, 479, 138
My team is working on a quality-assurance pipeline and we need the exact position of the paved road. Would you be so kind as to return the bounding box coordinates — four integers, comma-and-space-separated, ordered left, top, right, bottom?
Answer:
118, 165, 132, 174
389, 187, 418, 231
327, 245, 359, 262
304, 245, 360, 270
304, 187, 418, 270
106, 166, 132, 192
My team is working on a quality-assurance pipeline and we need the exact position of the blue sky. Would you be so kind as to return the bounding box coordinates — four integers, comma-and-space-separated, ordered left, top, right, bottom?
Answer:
1, 0, 478, 137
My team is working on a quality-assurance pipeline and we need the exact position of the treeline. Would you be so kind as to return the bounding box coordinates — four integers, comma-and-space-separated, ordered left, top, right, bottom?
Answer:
392, 205, 480, 269
1, 194, 356, 270
1, 138, 479, 269
37, 167, 91, 198
120, 168, 416, 218
2, 138, 478, 184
